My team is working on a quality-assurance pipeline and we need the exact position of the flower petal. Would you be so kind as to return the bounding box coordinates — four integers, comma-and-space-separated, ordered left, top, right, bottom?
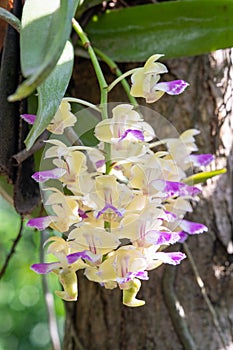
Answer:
27, 216, 53, 230
180, 219, 208, 235
66, 251, 99, 264
31, 262, 61, 274
20, 114, 36, 125
178, 231, 188, 243
116, 271, 149, 284
32, 168, 66, 183
152, 180, 201, 197
153, 251, 186, 265
146, 231, 181, 245
78, 209, 88, 219
96, 204, 125, 219
119, 129, 145, 142
155, 80, 189, 95
163, 210, 177, 222
189, 154, 214, 166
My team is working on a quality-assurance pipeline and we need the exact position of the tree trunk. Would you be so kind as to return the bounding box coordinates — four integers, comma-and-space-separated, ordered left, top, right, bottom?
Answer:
63, 51, 233, 350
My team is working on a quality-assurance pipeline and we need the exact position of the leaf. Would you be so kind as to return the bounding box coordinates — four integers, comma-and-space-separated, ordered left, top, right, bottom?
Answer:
77, 0, 111, 17
0, 176, 14, 207
25, 40, 74, 150
85, 0, 233, 62
184, 168, 227, 185
8, 0, 79, 101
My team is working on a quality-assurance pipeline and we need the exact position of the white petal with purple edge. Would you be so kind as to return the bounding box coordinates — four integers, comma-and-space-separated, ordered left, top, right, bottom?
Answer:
189, 154, 214, 166
27, 216, 53, 230
32, 168, 66, 183
178, 231, 188, 243
119, 129, 145, 142
146, 231, 181, 245
30, 262, 61, 274
154, 80, 189, 95
116, 271, 149, 284
152, 180, 201, 197
180, 219, 208, 234
153, 252, 186, 265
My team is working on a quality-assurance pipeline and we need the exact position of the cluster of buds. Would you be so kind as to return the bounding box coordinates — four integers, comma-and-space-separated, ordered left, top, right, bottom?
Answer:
27, 55, 213, 307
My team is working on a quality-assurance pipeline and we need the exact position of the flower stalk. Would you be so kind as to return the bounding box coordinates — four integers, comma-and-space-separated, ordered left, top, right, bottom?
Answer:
72, 18, 111, 173
94, 47, 138, 107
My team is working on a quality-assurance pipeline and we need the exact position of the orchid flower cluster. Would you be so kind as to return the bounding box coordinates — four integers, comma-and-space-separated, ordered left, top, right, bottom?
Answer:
27, 55, 213, 307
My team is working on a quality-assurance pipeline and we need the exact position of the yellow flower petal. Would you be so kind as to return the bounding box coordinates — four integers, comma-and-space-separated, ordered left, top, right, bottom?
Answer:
47, 100, 77, 135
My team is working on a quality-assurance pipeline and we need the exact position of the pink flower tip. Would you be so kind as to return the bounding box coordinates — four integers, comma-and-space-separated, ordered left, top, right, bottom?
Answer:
155, 80, 189, 96
20, 114, 37, 125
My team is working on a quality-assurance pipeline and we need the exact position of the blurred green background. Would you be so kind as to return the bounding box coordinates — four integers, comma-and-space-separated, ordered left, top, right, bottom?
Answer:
0, 196, 65, 350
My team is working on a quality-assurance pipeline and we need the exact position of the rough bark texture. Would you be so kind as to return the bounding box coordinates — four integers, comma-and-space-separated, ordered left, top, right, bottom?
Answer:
63, 51, 233, 350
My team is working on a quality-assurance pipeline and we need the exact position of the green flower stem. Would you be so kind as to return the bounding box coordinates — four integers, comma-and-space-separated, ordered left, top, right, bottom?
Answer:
63, 97, 101, 112
0, 7, 21, 33
72, 18, 111, 174
107, 68, 138, 93
72, 19, 108, 110
94, 47, 138, 107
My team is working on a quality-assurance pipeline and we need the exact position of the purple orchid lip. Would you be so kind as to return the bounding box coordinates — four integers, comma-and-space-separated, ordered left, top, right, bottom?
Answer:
95, 160, 105, 169
78, 209, 88, 219
178, 231, 188, 243
188, 154, 214, 166
27, 216, 53, 230
30, 262, 61, 274
119, 129, 145, 142
146, 230, 181, 245
179, 219, 208, 234
32, 168, 66, 183
116, 271, 149, 284
152, 180, 201, 198
155, 80, 189, 95
153, 251, 186, 265
66, 250, 99, 264
96, 204, 125, 219
20, 114, 37, 125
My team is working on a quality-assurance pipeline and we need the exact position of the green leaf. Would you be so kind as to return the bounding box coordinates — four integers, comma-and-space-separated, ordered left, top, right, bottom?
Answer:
77, 0, 111, 17
0, 176, 13, 207
8, 0, 78, 101
184, 168, 227, 185
25, 40, 74, 150
85, 0, 233, 62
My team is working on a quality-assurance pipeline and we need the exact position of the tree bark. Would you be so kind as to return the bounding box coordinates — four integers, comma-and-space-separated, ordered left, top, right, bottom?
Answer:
63, 51, 233, 350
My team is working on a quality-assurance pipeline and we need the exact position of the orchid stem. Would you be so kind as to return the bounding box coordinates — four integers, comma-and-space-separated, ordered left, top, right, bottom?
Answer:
107, 68, 138, 93
0, 8, 21, 32
72, 18, 111, 174
63, 97, 101, 112
93, 47, 138, 107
